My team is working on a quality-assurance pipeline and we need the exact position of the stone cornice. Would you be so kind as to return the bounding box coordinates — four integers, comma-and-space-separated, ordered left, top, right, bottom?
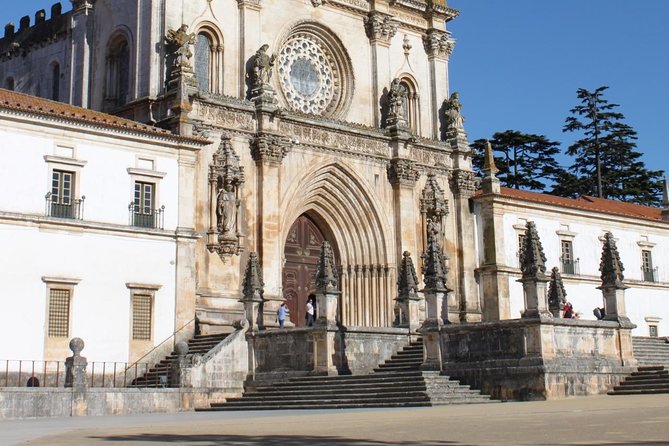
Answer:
237, 0, 262, 10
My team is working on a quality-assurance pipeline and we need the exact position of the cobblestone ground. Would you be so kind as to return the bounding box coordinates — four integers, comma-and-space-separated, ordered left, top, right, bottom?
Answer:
3, 394, 669, 445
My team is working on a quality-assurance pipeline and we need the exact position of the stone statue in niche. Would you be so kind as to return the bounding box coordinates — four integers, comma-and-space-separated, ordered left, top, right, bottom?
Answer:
207, 135, 245, 262
444, 91, 464, 132
386, 78, 408, 129
216, 179, 239, 238
251, 44, 276, 88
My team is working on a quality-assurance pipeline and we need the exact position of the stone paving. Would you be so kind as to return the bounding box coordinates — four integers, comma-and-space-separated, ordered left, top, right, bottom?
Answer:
2, 394, 669, 445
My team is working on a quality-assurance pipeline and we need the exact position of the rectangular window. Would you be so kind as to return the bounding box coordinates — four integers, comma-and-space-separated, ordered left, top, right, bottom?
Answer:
47, 289, 70, 338
561, 240, 575, 275
50, 169, 76, 218
649, 325, 658, 338
132, 182, 156, 228
132, 294, 152, 341
642, 250, 655, 282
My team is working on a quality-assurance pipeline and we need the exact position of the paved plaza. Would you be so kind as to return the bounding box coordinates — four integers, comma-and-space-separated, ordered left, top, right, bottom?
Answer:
2, 394, 669, 445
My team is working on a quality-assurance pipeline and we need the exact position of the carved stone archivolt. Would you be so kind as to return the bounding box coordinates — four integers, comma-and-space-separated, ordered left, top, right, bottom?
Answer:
422, 28, 455, 59
364, 11, 399, 44
207, 135, 245, 261
251, 133, 292, 166
387, 158, 420, 188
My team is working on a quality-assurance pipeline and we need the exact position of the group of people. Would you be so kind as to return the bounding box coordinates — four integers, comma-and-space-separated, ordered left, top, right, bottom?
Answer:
562, 302, 607, 320
276, 294, 317, 329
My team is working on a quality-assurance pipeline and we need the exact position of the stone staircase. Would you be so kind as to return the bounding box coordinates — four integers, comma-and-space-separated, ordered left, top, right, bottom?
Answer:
632, 337, 669, 368
198, 338, 493, 410
608, 366, 669, 395
130, 333, 228, 388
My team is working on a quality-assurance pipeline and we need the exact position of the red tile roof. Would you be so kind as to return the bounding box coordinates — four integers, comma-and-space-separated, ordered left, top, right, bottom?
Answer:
478, 187, 663, 222
0, 88, 208, 145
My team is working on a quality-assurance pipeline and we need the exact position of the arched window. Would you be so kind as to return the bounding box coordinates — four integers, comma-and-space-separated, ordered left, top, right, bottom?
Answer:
400, 78, 420, 133
194, 26, 223, 94
104, 35, 131, 110
51, 63, 60, 101
5, 77, 15, 91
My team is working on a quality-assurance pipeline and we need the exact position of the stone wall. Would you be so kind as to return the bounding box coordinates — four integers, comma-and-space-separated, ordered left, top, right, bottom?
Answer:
437, 318, 636, 401
0, 388, 218, 420
248, 327, 411, 383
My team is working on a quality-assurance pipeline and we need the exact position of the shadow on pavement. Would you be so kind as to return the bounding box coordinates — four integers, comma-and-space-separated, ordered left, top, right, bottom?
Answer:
88, 434, 461, 445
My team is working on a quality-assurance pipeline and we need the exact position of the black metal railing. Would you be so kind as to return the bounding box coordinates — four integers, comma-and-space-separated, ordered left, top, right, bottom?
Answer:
129, 204, 165, 229
45, 193, 85, 219
560, 258, 580, 275
642, 267, 658, 283
0, 360, 152, 388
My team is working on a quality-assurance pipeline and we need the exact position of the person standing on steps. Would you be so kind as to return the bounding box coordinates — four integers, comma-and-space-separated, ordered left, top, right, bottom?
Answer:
306, 294, 316, 327
277, 303, 288, 329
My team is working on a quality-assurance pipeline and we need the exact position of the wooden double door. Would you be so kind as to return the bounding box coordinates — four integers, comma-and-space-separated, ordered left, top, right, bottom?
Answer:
283, 215, 326, 326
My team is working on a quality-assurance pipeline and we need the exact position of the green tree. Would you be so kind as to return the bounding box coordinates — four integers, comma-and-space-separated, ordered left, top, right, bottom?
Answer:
471, 130, 565, 192
559, 86, 663, 205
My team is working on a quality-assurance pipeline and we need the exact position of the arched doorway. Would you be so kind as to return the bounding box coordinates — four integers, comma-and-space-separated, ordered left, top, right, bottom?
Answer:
283, 215, 327, 326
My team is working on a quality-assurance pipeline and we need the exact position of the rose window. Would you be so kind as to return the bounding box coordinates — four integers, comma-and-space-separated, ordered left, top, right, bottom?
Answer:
278, 33, 342, 116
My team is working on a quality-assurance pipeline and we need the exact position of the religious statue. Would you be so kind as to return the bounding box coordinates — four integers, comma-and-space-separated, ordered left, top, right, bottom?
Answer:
388, 78, 408, 121
251, 44, 276, 88
166, 25, 196, 70
216, 180, 239, 238
443, 92, 464, 131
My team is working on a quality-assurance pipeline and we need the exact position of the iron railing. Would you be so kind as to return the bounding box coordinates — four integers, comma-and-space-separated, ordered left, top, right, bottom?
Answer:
560, 258, 580, 275
129, 203, 165, 229
45, 193, 85, 219
0, 360, 152, 388
642, 267, 658, 283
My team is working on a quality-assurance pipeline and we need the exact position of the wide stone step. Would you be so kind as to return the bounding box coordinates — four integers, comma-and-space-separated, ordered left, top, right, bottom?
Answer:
198, 401, 434, 411
248, 385, 428, 397
263, 378, 426, 390
290, 370, 424, 382
608, 388, 669, 396
614, 382, 669, 391
631, 370, 668, 377
233, 391, 430, 402
216, 394, 431, 406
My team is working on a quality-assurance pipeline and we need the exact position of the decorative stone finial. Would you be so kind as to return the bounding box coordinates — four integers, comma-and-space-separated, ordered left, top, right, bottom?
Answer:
242, 252, 265, 302
483, 140, 499, 177
599, 232, 625, 288
663, 177, 669, 208
69, 337, 85, 357
315, 241, 338, 293
422, 226, 450, 292
547, 267, 567, 316
519, 222, 547, 280
398, 251, 419, 297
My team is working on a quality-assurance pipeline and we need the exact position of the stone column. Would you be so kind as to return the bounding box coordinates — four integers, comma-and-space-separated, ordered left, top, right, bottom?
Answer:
312, 242, 340, 376
422, 28, 454, 139
598, 232, 631, 324
251, 133, 291, 327
388, 159, 420, 263
395, 252, 422, 332
364, 8, 398, 127
64, 337, 87, 416
70, 0, 95, 107
517, 222, 552, 319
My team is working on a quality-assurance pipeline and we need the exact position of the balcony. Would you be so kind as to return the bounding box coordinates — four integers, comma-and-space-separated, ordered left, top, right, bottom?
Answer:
642, 267, 658, 283
45, 193, 85, 219
560, 258, 580, 275
129, 204, 165, 230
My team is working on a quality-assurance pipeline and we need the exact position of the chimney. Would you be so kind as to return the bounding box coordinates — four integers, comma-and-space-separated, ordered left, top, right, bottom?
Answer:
661, 177, 669, 222
19, 16, 30, 32
51, 3, 63, 18
35, 10, 46, 25
4, 23, 15, 39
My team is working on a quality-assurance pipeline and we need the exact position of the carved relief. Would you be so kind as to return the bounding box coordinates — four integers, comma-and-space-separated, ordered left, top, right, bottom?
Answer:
251, 133, 292, 166
449, 169, 478, 198
197, 104, 255, 132
207, 135, 245, 261
364, 11, 398, 44
388, 159, 420, 188
420, 174, 449, 242
422, 28, 455, 59
278, 121, 389, 157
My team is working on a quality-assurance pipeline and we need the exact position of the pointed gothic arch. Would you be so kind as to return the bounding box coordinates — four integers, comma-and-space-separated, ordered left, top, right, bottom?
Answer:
281, 162, 396, 327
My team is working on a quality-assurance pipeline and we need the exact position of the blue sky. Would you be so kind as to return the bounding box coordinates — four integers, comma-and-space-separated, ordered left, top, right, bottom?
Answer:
3, 1, 668, 173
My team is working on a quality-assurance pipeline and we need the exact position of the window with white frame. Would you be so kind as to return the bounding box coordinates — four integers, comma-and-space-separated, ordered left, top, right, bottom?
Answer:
128, 161, 166, 229
642, 250, 655, 282
560, 240, 578, 275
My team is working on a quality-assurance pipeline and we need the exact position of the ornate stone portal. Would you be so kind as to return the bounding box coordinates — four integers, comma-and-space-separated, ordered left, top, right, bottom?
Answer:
207, 135, 245, 261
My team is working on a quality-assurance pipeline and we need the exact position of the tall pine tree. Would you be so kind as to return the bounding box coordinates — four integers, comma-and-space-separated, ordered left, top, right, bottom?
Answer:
558, 86, 663, 205
471, 131, 564, 192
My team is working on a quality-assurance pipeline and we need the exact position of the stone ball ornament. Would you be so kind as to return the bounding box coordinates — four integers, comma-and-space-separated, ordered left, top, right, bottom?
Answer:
175, 341, 190, 357
69, 337, 85, 356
